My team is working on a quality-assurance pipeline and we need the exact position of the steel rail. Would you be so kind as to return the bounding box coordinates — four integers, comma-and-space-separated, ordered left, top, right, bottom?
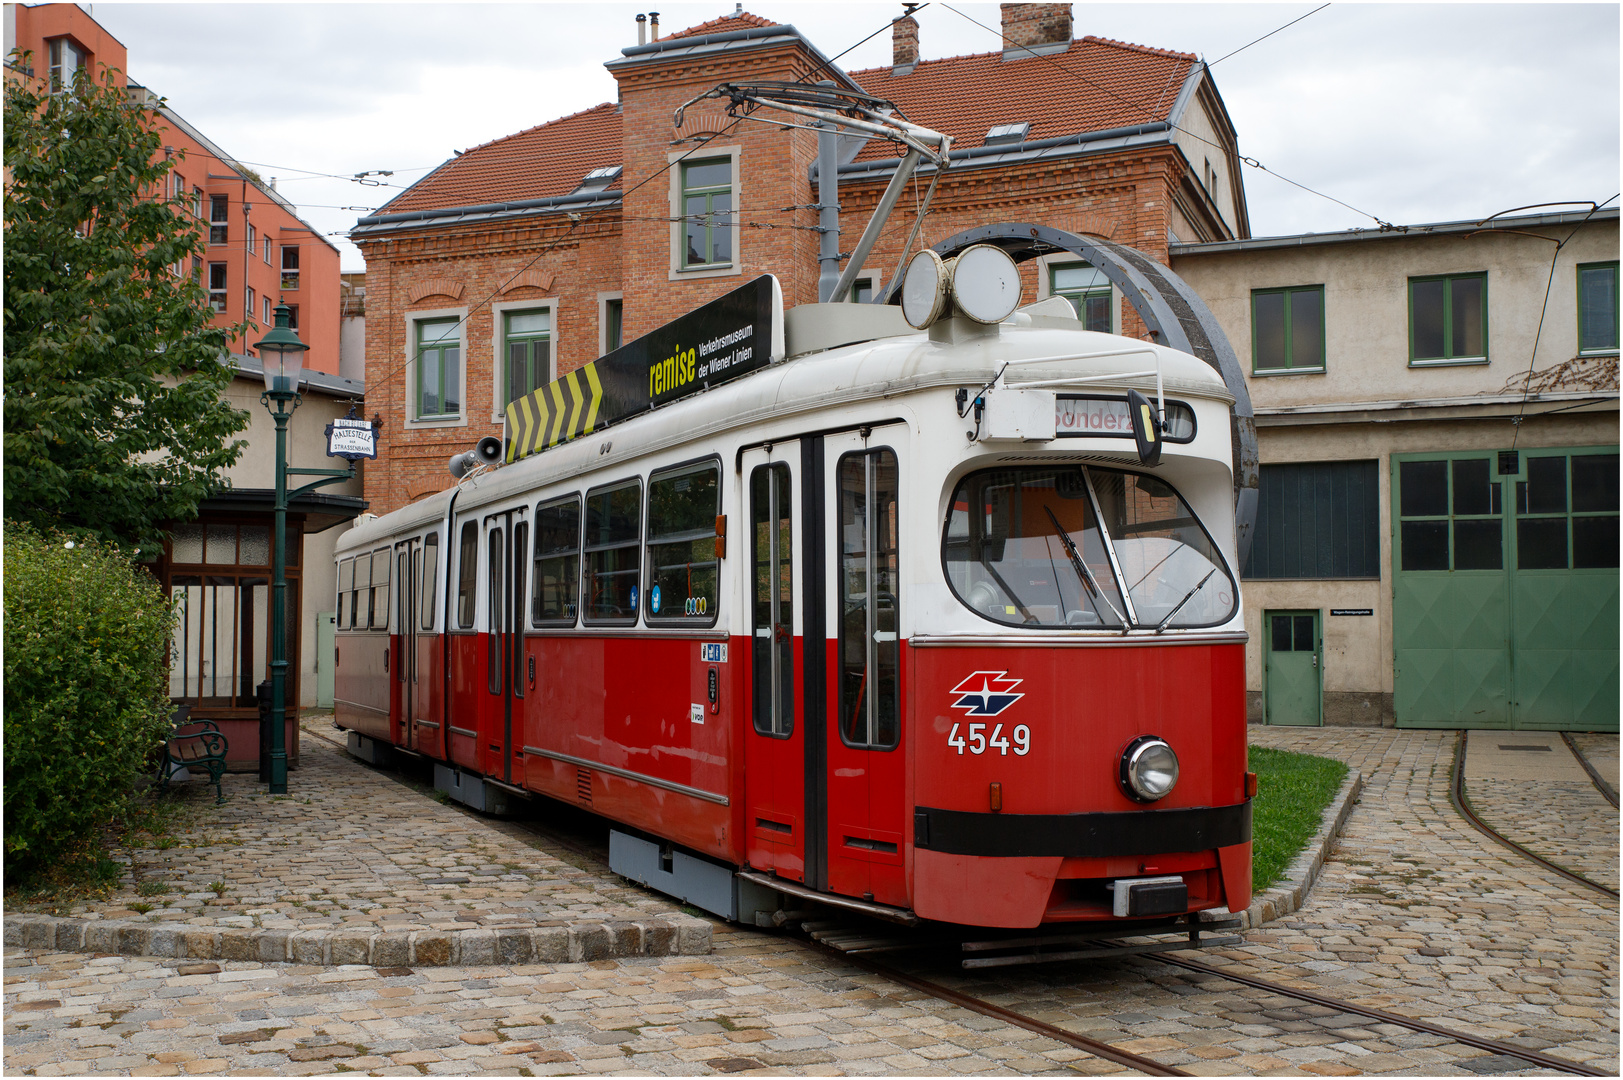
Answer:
1450, 731, 1619, 900
1560, 730, 1619, 809
1156, 953, 1611, 1077
817, 944, 1189, 1077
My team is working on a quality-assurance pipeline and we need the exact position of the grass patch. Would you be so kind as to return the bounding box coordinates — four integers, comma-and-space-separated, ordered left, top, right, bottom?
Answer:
1249, 746, 1348, 891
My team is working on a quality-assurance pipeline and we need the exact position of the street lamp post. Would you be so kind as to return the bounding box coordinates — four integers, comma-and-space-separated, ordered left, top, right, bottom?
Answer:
254, 303, 354, 794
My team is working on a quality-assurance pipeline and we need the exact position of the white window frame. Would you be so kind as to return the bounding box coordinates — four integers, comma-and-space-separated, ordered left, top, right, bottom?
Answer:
598, 291, 624, 357
668, 145, 742, 282
263, 296, 273, 325
281, 244, 301, 291
207, 262, 228, 313
1033, 251, 1119, 333
47, 37, 85, 93
262, 236, 272, 264
490, 297, 558, 423
405, 307, 469, 431
245, 284, 256, 321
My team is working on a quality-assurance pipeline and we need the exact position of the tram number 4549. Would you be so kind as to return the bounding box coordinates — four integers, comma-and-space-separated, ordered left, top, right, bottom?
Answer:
948, 723, 1030, 756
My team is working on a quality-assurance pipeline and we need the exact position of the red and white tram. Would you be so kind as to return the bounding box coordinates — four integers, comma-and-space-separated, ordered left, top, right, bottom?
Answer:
336, 242, 1253, 933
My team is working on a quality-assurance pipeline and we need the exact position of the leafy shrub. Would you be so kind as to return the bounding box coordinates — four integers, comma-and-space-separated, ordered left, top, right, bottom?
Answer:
3, 521, 175, 877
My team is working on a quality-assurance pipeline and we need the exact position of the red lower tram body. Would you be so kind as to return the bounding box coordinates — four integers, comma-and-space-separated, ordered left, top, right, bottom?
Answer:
339, 626, 1249, 929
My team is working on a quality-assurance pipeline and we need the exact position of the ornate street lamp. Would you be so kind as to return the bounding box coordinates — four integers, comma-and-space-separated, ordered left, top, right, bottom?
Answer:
254, 303, 353, 793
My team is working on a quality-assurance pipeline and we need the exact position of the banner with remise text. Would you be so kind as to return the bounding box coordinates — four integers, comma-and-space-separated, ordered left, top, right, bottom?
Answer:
504, 275, 782, 463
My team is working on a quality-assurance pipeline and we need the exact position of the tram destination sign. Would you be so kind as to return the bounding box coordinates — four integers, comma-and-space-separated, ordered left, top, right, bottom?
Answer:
505, 275, 784, 463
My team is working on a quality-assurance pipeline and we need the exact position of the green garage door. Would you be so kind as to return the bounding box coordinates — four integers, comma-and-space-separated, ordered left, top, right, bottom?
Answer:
1393, 449, 1619, 731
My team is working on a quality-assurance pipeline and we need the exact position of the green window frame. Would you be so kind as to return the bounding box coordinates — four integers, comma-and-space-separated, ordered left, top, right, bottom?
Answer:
1049, 262, 1113, 333
1251, 285, 1325, 373
1409, 272, 1487, 365
1577, 261, 1619, 354
680, 158, 733, 270
503, 308, 552, 407
414, 318, 462, 420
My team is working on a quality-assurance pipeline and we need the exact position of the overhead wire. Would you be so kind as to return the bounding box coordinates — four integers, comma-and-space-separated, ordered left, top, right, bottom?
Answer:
937, 2, 1395, 229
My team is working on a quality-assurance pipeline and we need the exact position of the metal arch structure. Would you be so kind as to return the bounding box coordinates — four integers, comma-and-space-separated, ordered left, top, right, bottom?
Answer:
887, 223, 1259, 566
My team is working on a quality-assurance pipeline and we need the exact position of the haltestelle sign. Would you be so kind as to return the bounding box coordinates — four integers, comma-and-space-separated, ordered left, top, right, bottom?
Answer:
325, 417, 378, 461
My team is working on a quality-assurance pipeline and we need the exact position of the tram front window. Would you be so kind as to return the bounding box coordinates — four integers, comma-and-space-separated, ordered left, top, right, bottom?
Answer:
944, 466, 1235, 630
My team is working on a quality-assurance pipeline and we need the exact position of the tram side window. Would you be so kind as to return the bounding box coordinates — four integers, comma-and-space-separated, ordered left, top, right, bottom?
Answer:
584, 480, 641, 625
420, 534, 439, 630
533, 495, 581, 625
456, 521, 478, 629
837, 449, 900, 750
646, 462, 720, 624
337, 557, 354, 629
369, 550, 391, 629
351, 556, 369, 629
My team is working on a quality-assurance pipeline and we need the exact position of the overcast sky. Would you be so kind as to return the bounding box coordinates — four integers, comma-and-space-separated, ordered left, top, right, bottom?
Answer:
84, 2, 1620, 272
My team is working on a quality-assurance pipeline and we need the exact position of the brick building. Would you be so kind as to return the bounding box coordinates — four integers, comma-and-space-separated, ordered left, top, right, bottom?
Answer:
352, 3, 1248, 515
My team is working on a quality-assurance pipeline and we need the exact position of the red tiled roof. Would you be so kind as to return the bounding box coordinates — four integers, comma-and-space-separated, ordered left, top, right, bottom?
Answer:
847, 36, 1196, 158
379, 102, 622, 214
663, 11, 778, 40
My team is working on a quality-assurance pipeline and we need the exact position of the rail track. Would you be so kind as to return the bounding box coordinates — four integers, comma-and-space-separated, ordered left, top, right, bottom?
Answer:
1449, 730, 1619, 900
323, 721, 1612, 1077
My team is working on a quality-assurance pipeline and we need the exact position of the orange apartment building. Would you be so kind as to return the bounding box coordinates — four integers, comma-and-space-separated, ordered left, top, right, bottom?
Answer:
352, 4, 1249, 515
7, 3, 357, 756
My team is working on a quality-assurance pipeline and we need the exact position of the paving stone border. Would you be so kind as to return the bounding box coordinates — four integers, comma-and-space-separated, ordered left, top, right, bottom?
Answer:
1205, 766, 1364, 930
1, 913, 712, 966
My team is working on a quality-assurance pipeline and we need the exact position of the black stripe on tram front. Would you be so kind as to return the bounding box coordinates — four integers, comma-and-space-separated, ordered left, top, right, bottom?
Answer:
913, 801, 1251, 859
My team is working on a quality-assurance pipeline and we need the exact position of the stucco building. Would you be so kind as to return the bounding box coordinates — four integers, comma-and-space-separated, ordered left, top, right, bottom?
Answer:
1172, 209, 1619, 730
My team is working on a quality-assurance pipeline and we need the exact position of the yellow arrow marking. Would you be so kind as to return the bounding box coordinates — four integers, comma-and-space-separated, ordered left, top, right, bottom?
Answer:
504, 401, 521, 462
583, 362, 603, 432
547, 380, 567, 446
565, 372, 585, 441
528, 391, 549, 457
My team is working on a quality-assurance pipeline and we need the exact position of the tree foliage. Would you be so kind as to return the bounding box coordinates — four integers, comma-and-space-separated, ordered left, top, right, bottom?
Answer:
3, 521, 176, 879
4, 60, 250, 549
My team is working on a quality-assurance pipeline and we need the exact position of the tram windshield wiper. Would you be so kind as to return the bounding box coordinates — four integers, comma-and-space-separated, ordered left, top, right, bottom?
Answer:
1043, 505, 1130, 632
1154, 568, 1217, 634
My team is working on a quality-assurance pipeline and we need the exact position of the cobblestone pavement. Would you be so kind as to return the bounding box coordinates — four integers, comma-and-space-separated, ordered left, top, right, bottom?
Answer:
12, 721, 694, 939
1565, 733, 1619, 795
6, 726, 1617, 1075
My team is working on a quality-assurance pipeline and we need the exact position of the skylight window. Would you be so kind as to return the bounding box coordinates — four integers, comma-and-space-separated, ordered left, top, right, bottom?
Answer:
984, 122, 1030, 146
574, 166, 623, 193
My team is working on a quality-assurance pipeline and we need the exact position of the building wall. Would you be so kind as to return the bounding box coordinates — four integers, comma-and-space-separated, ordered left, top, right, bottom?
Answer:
6, 2, 128, 86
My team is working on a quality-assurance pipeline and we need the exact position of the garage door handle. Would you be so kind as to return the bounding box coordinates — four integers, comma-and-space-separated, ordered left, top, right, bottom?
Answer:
1311, 654, 1317, 668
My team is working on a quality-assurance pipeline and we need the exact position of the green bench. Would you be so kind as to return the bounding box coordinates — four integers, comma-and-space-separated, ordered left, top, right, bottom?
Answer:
157, 705, 229, 804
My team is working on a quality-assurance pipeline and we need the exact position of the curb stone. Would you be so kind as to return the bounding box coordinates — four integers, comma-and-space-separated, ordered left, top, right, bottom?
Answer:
1, 913, 712, 966
1203, 767, 1364, 930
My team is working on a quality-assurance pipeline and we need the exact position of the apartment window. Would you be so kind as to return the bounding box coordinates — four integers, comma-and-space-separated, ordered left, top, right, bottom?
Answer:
192, 255, 202, 283
246, 223, 256, 254
281, 246, 300, 290
284, 304, 299, 331
47, 38, 86, 92
680, 158, 733, 269
1050, 263, 1112, 333
1578, 262, 1619, 354
171, 172, 184, 201
603, 298, 623, 353
209, 196, 229, 245
207, 263, 228, 312
245, 285, 256, 320
1243, 461, 1380, 579
191, 187, 203, 218
415, 318, 461, 420
503, 309, 552, 406
262, 237, 272, 263
263, 296, 272, 324
1252, 285, 1325, 373
1410, 272, 1487, 364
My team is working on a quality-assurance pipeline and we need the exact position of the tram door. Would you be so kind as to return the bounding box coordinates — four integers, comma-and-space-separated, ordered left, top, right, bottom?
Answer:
393, 538, 419, 749
742, 444, 807, 882
482, 510, 529, 784
824, 433, 907, 908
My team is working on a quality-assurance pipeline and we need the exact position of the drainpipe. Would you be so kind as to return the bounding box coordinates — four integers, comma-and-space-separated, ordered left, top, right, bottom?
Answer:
815, 84, 840, 303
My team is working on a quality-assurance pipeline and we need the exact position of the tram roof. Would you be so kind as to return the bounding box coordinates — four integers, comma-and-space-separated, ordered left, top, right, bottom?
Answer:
441, 319, 1230, 518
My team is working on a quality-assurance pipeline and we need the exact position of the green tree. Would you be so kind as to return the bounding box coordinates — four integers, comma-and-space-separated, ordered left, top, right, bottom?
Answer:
4, 59, 250, 550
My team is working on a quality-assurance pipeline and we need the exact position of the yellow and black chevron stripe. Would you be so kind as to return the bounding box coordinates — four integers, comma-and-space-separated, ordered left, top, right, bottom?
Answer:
503, 363, 604, 463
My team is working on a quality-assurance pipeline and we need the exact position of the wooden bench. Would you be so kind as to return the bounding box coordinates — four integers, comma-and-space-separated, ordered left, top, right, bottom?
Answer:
157, 705, 229, 804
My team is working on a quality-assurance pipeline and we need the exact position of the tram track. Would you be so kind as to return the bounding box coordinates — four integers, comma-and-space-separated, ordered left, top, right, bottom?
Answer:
1449, 730, 1619, 900
320, 722, 1611, 1075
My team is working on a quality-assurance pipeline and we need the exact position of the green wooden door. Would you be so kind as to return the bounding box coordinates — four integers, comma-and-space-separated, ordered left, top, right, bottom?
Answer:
1393, 449, 1618, 731
1264, 610, 1321, 725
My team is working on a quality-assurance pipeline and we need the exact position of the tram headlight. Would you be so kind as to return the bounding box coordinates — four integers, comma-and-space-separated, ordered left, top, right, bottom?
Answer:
1119, 735, 1179, 802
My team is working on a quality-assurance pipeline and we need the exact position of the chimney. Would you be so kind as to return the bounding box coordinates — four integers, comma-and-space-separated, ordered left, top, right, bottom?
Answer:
1000, 3, 1072, 59
649, 11, 660, 40
892, 12, 919, 74
636, 12, 646, 46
